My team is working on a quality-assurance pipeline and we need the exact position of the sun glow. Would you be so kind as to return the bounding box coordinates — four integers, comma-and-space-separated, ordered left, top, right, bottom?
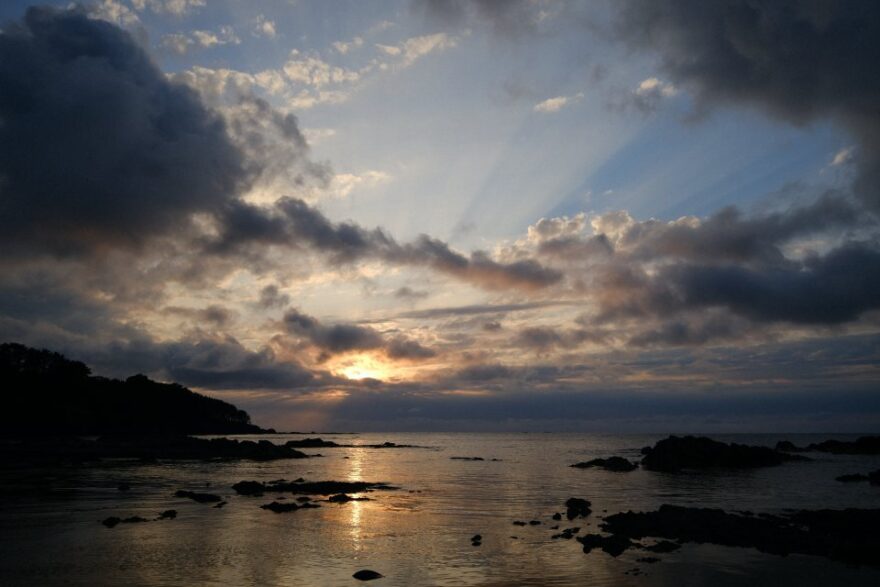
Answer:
337, 354, 391, 381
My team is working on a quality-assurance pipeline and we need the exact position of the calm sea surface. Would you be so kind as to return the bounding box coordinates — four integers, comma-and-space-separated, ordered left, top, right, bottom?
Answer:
2, 433, 880, 586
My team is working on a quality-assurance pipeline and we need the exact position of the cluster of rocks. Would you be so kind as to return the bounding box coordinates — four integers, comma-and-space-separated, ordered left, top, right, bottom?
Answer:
777, 436, 880, 455
232, 479, 398, 496
102, 509, 177, 528
640, 435, 807, 472
570, 456, 638, 472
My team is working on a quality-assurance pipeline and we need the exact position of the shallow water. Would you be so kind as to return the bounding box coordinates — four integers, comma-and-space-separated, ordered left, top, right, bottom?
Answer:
2, 433, 880, 586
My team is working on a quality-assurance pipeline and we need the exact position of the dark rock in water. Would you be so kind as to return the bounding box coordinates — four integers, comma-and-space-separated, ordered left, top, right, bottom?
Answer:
233, 479, 398, 496
552, 527, 580, 540
641, 435, 803, 472
836, 473, 870, 482
285, 437, 340, 448
513, 521, 527, 526
296, 496, 312, 502
260, 501, 321, 513
117, 483, 131, 491
577, 533, 633, 557
642, 540, 681, 553
565, 498, 592, 520
571, 456, 638, 472
528, 520, 542, 525
600, 504, 880, 567
450, 456, 484, 461
637, 557, 661, 564
353, 569, 383, 581
552, 512, 562, 521
101, 515, 149, 528
157, 509, 177, 520
781, 436, 880, 455
640, 446, 652, 456
328, 493, 371, 503
471, 534, 482, 541
213, 501, 227, 509
174, 490, 222, 503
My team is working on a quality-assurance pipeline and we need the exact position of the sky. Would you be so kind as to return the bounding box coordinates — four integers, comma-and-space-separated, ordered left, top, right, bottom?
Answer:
0, 0, 878, 432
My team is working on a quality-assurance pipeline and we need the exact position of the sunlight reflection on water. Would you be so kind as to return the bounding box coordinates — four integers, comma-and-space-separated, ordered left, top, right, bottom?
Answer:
1, 433, 880, 586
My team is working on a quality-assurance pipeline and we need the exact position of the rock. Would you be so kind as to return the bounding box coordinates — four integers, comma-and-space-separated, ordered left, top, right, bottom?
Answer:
785, 436, 880, 455
571, 456, 638, 472
260, 501, 321, 513
157, 509, 177, 520
296, 496, 312, 502
565, 498, 592, 520
529, 520, 542, 525
641, 435, 804, 472
174, 490, 222, 503
450, 456, 484, 461
552, 512, 562, 521
642, 539, 681, 553
101, 515, 149, 528
551, 527, 580, 540
513, 521, 527, 526
577, 533, 633, 557
353, 569, 383, 581
233, 479, 398, 496
284, 437, 340, 448
212, 501, 227, 509
327, 493, 370, 503
600, 504, 880, 567
637, 557, 661, 564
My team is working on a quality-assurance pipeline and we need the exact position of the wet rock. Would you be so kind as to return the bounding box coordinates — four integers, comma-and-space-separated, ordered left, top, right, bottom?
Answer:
571, 457, 638, 472
577, 533, 633, 557
353, 569, 383, 581
552, 512, 562, 521
778, 436, 880, 455
601, 504, 880, 567
101, 515, 149, 528
513, 521, 527, 526
174, 490, 222, 503
529, 520, 542, 526
565, 498, 592, 520
471, 534, 482, 546
233, 479, 398, 496
296, 496, 312, 502
284, 437, 340, 448
212, 501, 227, 509
157, 509, 177, 520
260, 501, 321, 513
551, 527, 580, 540
637, 557, 661, 564
641, 436, 804, 472
450, 456, 484, 461
327, 493, 371, 503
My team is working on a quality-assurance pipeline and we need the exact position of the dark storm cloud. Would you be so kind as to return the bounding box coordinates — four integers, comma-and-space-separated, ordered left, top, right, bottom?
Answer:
0, 6, 250, 255
617, 0, 880, 208
283, 308, 436, 361
283, 308, 384, 353
398, 301, 565, 320
415, 0, 542, 36
666, 242, 880, 325
212, 197, 562, 291
257, 284, 290, 309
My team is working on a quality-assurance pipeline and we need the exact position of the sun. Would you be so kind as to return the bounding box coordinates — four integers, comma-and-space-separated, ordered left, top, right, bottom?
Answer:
337, 355, 390, 381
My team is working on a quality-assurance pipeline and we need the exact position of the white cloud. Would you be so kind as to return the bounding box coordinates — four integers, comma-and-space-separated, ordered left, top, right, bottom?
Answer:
376, 44, 402, 56
282, 52, 361, 88
132, 0, 205, 17
253, 15, 277, 39
161, 26, 239, 55
635, 77, 677, 98
831, 146, 855, 166
377, 33, 458, 67
533, 92, 584, 113
333, 36, 364, 55
302, 128, 337, 145
86, 0, 141, 27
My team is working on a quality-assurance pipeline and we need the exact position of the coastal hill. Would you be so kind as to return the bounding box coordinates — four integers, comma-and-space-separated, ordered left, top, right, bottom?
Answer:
0, 342, 267, 435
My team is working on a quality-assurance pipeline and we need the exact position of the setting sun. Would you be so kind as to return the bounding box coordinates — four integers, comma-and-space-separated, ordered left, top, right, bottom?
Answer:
337, 355, 390, 381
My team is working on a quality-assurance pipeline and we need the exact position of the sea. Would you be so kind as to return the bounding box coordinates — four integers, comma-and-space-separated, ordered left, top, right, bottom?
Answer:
1, 432, 880, 586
